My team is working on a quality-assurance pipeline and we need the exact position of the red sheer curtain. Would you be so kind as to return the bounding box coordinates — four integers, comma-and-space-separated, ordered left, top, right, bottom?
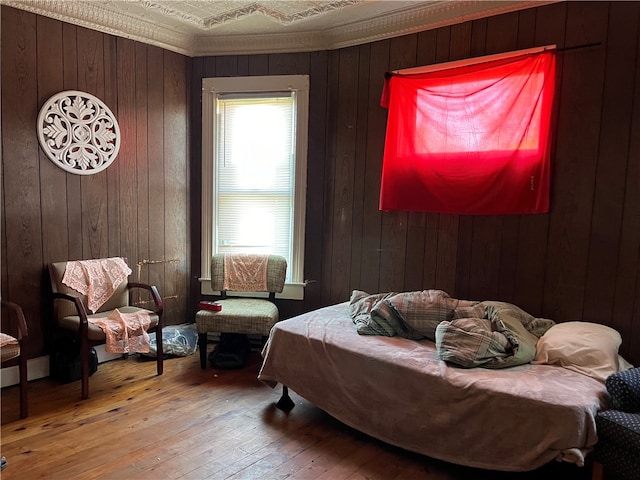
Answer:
379, 50, 556, 214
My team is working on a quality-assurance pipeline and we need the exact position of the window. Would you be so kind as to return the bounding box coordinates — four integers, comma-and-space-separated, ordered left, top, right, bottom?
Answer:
380, 47, 556, 215
201, 75, 309, 299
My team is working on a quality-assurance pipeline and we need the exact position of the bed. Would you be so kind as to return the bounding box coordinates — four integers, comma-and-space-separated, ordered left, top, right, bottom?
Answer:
258, 301, 610, 472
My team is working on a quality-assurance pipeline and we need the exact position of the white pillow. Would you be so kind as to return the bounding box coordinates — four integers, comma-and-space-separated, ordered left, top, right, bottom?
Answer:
533, 321, 625, 381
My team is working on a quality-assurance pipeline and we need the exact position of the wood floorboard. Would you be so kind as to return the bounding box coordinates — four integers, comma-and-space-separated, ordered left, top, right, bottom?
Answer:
1, 350, 595, 480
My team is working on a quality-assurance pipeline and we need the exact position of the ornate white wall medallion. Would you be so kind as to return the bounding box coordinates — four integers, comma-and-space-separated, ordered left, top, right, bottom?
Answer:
37, 90, 121, 175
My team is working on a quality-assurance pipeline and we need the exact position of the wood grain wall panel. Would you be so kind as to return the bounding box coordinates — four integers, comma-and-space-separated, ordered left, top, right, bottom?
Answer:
454, 19, 488, 300
248, 54, 269, 75
115, 38, 138, 266
378, 35, 417, 293
584, 2, 640, 326
432, 28, 461, 296
78, 28, 109, 259
487, 13, 521, 303
470, 18, 488, 57
105, 35, 121, 259
62, 23, 83, 261
36, 16, 69, 267
466, 12, 520, 302
237, 55, 249, 76
612, 8, 640, 362
358, 39, 389, 295
414, 30, 439, 292
304, 50, 329, 309
163, 51, 189, 323
268, 52, 311, 75
543, 2, 609, 321
320, 50, 339, 305
516, 7, 537, 47
486, 12, 519, 54
401, 31, 431, 292
146, 45, 167, 307
329, 46, 359, 304
216, 56, 238, 76
348, 44, 371, 294
512, 2, 567, 316
135, 43, 149, 285
1, 8, 44, 356
189, 56, 204, 320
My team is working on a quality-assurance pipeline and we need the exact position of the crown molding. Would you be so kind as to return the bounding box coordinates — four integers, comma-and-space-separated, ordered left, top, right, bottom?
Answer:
1, 0, 195, 55
1, 0, 558, 57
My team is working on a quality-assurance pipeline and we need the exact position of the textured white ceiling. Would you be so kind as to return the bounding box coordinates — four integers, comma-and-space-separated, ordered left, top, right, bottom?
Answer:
2, 0, 555, 56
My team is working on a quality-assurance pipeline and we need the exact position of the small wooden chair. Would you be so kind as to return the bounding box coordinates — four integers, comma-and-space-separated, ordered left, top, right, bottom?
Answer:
1, 299, 29, 418
196, 254, 287, 369
48, 257, 164, 399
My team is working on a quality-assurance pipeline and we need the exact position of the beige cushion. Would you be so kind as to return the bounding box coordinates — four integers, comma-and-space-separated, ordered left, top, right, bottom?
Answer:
196, 298, 278, 337
59, 306, 159, 341
533, 321, 632, 381
1, 341, 20, 363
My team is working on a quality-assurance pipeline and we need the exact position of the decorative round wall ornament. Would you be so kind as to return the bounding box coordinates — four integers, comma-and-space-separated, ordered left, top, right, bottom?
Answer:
37, 90, 121, 175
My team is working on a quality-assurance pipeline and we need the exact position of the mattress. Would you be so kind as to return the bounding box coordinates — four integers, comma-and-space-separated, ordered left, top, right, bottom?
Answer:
258, 302, 609, 472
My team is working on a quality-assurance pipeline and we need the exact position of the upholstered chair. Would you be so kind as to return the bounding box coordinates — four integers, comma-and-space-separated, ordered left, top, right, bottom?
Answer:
592, 367, 640, 480
195, 254, 287, 369
48, 258, 164, 399
1, 299, 29, 418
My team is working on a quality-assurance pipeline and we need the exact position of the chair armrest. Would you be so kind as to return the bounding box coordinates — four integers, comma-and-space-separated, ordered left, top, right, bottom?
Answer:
1, 299, 28, 340
606, 367, 640, 412
51, 292, 90, 325
127, 283, 164, 319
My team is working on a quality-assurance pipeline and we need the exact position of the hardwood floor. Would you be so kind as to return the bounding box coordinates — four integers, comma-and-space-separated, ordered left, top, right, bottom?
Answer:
1, 351, 594, 480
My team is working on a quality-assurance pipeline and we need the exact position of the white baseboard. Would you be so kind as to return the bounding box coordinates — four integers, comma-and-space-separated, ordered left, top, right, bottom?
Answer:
1, 345, 123, 388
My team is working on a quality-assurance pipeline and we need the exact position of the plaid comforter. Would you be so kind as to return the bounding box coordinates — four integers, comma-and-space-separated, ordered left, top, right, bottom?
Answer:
436, 301, 555, 368
349, 289, 479, 341
349, 290, 555, 368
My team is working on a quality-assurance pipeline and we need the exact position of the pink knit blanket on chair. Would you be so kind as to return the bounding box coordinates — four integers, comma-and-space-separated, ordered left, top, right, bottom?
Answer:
222, 254, 269, 291
62, 257, 132, 313
89, 309, 151, 353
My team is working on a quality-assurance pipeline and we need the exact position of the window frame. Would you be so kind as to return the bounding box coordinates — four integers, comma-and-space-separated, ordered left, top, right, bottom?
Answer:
200, 75, 309, 300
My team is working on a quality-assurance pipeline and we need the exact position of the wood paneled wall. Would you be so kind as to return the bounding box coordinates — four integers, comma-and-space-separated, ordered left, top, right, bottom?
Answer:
1, 6, 191, 358
3, 2, 639, 368
191, 1, 640, 365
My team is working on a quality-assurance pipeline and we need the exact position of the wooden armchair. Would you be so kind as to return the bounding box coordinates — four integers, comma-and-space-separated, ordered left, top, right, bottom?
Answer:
1, 299, 29, 418
48, 257, 164, 399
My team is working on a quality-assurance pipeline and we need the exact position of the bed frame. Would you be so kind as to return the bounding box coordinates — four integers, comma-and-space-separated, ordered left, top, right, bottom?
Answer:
258, 302, 608, 472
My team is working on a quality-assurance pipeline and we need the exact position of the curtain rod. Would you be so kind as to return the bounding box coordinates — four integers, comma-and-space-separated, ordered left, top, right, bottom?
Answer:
390, 41, 601, 76
392, 45, 556, 75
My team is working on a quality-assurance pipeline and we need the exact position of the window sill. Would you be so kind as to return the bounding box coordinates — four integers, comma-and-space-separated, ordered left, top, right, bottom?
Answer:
199, 278, 305, 300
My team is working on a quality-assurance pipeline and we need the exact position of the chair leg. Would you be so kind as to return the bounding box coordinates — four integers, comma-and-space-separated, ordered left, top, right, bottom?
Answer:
19, 354, 28, 418
81, 343, 90, 400
198, 333, 208, 369
591, 460, 604, 480
156, 326, 164, 376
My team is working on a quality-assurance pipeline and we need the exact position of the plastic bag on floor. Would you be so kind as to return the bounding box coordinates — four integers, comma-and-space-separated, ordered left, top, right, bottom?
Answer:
144, 323, 198, 358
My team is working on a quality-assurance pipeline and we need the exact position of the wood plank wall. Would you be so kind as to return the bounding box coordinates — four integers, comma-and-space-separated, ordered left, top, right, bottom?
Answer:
191, 1, 640, 365
1, 6, 191, 358
2, 2, 639, 368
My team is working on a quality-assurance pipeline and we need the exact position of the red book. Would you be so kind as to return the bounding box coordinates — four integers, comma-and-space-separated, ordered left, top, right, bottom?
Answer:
199, 301, 222, 312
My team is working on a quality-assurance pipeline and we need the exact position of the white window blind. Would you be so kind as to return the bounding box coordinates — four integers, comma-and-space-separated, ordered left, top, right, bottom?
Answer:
215, 94, 295, 265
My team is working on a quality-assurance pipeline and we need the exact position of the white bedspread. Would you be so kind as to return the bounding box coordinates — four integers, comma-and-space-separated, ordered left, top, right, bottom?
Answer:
258, 302, 609, 472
